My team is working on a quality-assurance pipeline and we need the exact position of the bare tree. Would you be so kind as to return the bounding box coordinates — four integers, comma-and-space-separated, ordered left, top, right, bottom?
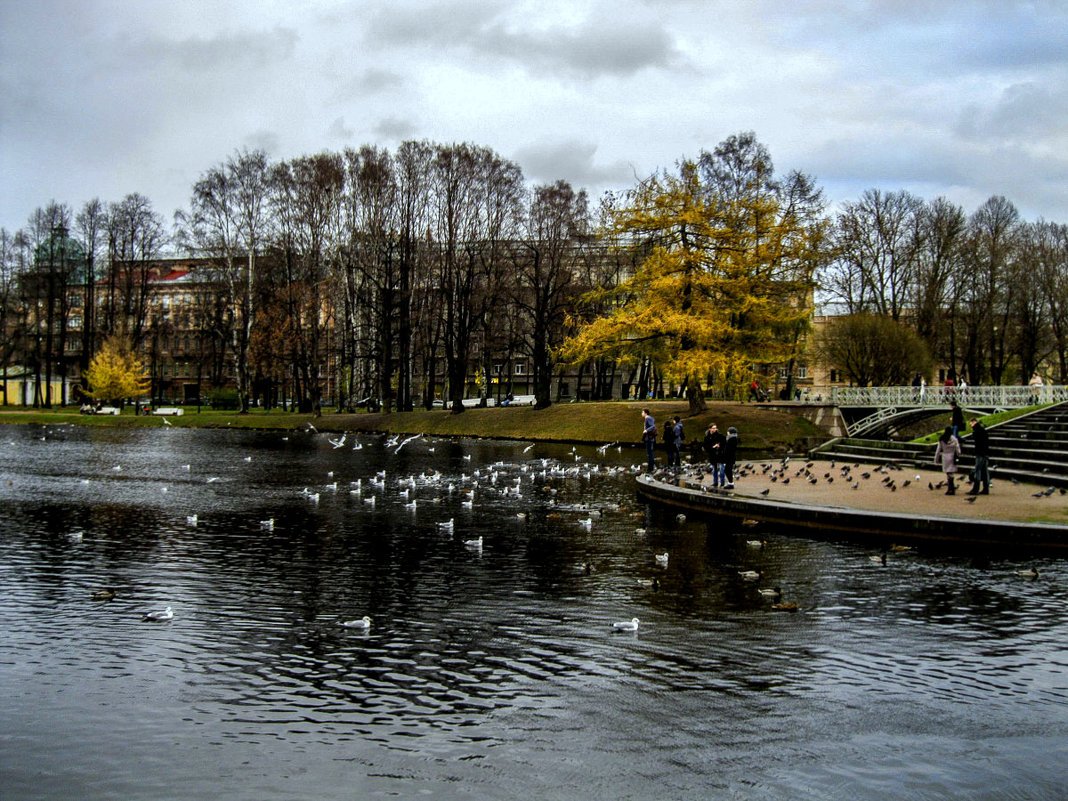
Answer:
959, 195, 1021, 383
432, 143, 523, 413
514, 180, 590, 408
270, 152, 345, 415
176, 149, 270, 412
74, 198, 107, 385
102, 193, 166, 348
830, 189, 925, 322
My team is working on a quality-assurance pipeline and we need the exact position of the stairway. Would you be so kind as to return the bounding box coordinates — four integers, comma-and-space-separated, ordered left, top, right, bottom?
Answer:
809, 402, 1068, 488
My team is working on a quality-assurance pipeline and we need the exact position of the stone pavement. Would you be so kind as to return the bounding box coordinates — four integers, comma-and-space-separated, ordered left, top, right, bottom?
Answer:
676, 458, 1068, 528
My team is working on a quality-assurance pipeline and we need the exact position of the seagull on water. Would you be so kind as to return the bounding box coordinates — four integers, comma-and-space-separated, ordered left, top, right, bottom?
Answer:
613, 617, 640, 631
260, 519, 275, 530
655, 552, 669, 567
341, 616, 372, 630
464, 536, 483, 550
738, 570, 761, 581
186, 514, 198, 526
143, 606, 173, 621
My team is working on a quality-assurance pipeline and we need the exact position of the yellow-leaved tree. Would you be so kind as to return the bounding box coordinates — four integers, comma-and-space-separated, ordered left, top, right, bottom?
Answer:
84, 336, 150, 405
558, 133, 829, 412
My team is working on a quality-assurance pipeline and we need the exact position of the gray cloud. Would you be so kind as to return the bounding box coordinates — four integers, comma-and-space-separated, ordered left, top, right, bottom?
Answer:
957, 81, 1068, 142
514, 139, 636, 189
119, 26, 299, 72
373, 117, 419, 141
328, 117, 355, 141
366, 1, 682, 78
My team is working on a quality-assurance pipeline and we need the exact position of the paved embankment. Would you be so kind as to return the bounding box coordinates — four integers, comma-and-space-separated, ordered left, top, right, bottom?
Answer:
637, 458, 1068, 552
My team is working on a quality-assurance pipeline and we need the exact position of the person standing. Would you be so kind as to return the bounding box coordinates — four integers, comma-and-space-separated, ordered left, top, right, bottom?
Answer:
934, 426, 962, 495
722, 426, 739, 489
1029, 371, 1044, 404
671, 415, 684, 471
950, 400, 965, 438
703, 423, 727, 487
967, 418, 990, 495
641, 408, 657, 473
663, 418, 676, 472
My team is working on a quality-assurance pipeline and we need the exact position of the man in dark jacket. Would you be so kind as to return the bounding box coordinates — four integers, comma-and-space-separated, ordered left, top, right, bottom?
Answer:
722, 426, 739, 489
672, 416, 684, 470
703, 423, 727, 487
967, 417, 991, 495
663, 418, 677, 472
950, 400, 965, 437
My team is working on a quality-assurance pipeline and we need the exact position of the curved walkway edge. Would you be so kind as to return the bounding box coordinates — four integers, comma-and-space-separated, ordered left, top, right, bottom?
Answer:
636, 474, 1068, 554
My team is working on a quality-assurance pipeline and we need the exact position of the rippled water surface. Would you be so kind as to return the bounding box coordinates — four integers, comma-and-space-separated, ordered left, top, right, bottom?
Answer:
1, 424, 1066, 800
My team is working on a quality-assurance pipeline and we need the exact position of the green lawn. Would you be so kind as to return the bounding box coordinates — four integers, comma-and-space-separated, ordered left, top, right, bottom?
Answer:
0, 400, 824, 454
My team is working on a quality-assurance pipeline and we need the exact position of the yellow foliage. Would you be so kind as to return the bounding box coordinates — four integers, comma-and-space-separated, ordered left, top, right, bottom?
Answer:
85, 337, 150, 403
558, 156, 826, 397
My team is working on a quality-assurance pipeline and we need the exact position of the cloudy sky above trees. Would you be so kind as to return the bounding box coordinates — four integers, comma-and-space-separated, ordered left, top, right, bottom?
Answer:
2, 0, 1066, 234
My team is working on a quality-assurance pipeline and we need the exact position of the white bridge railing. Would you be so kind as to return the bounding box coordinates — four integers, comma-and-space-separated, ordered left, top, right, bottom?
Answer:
831, 384, 1067, 409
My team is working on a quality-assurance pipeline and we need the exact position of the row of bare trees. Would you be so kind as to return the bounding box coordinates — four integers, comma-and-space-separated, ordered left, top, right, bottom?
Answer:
5, 138, 1068, 409
2, 141, 605, 412
821, 190, 1068, 385
173, 142, 607, 413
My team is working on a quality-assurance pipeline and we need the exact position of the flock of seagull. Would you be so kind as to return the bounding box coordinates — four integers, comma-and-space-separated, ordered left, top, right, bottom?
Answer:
64, 427, 1048, 630
76, 428, 653, 628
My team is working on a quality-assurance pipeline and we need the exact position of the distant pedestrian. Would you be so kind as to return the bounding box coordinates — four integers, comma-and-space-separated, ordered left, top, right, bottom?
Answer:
934, 426, 962, 495
967, 418, 990, 495
703, 423, 727, 487
950, 400, 964, 437
671, 416, 684, 470
723, 426, 739, 489
1028, 371, 1044, 404
641, 408, 656, 472
663, 418, 676, 471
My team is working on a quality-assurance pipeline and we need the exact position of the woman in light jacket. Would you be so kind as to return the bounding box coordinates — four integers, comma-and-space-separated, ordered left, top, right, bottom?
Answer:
934, 426, 962, 495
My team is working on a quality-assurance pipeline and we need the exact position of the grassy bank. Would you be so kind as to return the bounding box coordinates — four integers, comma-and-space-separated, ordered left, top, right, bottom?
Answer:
0, 400, 826, 455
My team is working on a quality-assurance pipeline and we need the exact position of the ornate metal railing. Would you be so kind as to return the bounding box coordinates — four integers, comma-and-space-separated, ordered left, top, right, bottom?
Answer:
830, 385, 1067, 409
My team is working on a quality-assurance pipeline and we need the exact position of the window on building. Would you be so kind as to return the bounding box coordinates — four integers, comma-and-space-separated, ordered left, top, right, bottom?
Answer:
797, 365, 808, 379
493, 363, 503, 375
514, 363, 526, 375
830, 369, 838, 383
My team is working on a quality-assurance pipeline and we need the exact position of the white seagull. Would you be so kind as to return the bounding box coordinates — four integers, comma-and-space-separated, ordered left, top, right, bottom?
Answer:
613, 617, 640, 631
143, 606, 174, 621
341, 616, 372, 630
655, 552, 669, 566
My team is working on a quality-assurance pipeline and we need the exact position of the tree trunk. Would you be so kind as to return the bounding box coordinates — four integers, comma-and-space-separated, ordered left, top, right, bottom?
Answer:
686, 382, 706, 413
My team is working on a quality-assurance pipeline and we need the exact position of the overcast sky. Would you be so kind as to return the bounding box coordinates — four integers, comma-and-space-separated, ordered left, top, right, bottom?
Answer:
2, 0, 1067, 237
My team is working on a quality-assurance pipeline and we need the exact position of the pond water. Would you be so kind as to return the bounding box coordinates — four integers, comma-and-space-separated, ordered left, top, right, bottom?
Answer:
1, 425, 1066, 800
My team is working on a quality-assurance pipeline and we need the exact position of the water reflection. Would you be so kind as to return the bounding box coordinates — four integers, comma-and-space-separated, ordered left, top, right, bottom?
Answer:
1, 425, 1066, 799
